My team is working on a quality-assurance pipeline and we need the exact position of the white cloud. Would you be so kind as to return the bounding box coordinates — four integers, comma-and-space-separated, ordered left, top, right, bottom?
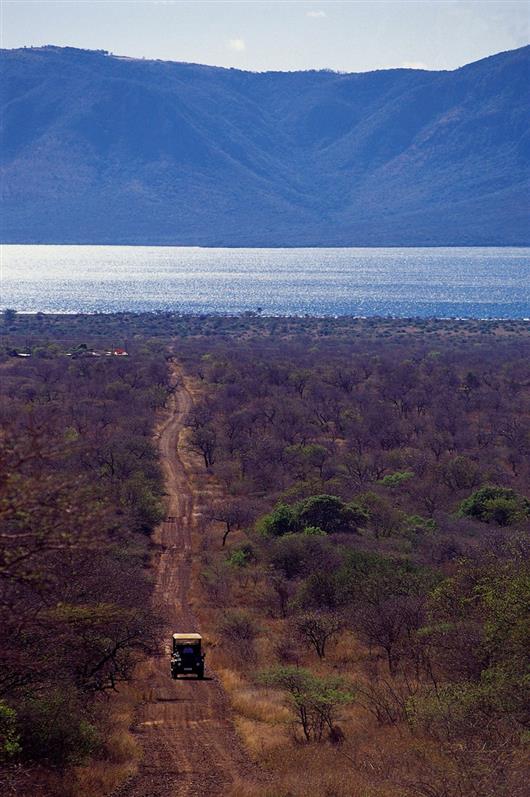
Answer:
401, 61, 429, 70
307, 10, 327, 18
228, 38, 246, 52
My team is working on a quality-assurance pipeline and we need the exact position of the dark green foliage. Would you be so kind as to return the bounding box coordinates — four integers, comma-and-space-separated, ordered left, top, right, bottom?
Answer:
259, 494, 368, 537
296, 570, 350, 611
227, 543, 255, 568
410, 557, 530, 749
258, 503, 298, 537
297, 495, 368, 534
458, 486, 530, 525
407, 677, 519, 744
122, 472, 165, 534
301, 525, 326, 536
16, 691, 99, 769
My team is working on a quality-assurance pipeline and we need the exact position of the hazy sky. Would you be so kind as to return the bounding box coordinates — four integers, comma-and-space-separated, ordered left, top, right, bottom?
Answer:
1, 0, 528, 72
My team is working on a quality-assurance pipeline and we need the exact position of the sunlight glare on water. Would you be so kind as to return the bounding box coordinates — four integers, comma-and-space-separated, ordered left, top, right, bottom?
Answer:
1, 245, 529, 317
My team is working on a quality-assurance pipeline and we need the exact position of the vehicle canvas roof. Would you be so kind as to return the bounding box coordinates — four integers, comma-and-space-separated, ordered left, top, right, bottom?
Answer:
172, 633, 202, 640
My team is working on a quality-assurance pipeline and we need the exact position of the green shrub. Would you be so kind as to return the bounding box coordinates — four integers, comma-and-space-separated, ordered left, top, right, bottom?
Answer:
227, 543, 255, 567
302, 525, 326, 536
258, 666, 354, 741
297, 494, 367, 533
295, 570, 348, 611
458, 486, 530, 526
258, 494, 368, 537
407, 666, 528, 745
0, 701, 20, 761
378, 470, 415, 488
257, 503, 298, 536
267, 533, 335, 580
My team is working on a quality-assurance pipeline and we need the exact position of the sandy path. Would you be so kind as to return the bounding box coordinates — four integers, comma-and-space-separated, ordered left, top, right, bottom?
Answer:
115, 362, 256, 797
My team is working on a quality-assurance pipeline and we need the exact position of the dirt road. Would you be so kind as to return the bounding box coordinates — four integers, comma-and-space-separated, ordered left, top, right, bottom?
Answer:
116, 362, 256, 797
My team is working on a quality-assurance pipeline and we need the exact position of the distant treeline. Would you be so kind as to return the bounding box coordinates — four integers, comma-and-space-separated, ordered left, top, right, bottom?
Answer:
3, 309, 530, 344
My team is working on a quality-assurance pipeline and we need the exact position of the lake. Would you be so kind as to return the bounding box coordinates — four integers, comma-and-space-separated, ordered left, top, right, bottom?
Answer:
1, 245, 529, 318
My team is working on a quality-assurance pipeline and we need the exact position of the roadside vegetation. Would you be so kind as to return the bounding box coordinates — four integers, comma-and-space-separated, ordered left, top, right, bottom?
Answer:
0, 330, 169, 795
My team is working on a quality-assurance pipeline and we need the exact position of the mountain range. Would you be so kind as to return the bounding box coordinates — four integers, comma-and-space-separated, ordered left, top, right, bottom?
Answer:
1, 44, 529, 246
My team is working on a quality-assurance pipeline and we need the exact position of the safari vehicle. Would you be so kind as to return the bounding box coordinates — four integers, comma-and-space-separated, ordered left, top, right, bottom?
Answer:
170, 633, 205, 679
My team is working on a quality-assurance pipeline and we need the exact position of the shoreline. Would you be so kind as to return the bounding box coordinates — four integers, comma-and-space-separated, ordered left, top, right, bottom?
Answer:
3, 311, 530, 321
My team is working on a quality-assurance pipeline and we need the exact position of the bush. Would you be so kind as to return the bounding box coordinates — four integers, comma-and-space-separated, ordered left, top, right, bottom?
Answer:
295, 566, 353, 611
121, 473, 165, 534
219, 610, 259, 662
17, 691, 99, 768
258, 666, 354, 741
297, 494, 368, 534
267, 533, 337, 580
458, 486, 530, 526
301, 525, 326, 536
0, 701, 20, 761
378, 470, 415, 488
257, 503, 298, 536
406, 668, 526, 746
227, 543, 255, 567
258, 494, 368, 537
292, 610, 342, 658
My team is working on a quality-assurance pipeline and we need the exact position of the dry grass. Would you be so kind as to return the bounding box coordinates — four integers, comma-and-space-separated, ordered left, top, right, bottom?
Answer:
231, 686, 289, 726
257, 742, 386, 797
67, 686, 141, 797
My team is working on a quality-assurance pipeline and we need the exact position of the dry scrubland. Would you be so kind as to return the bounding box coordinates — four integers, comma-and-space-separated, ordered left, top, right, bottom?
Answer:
1, 312, 529, 797
0, 324, 170, 796
178, 326, 529, 797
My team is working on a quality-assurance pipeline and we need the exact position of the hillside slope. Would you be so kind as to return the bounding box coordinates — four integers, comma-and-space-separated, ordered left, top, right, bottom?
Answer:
1, 45, 529, 245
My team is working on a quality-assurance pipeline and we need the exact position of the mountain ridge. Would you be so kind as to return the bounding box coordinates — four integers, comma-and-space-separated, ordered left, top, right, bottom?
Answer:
1, 44, 529, 246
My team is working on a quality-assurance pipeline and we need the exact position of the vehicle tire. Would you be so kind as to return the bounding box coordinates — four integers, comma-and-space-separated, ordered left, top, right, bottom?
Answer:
197, 669, 204, 680
171, 671, 178, 680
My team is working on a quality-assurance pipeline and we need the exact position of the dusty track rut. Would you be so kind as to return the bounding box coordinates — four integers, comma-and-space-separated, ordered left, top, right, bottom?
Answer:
116, 362, 256, 797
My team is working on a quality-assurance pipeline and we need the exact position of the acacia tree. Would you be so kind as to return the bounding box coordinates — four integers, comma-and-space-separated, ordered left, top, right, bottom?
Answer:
258, 666, 354, 742
205, 497, 256, 546
188, 418, 217, 468
351, 595, 426, 676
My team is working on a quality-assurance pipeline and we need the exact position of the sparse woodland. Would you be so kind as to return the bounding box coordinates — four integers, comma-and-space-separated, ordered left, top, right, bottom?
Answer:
0, 334, 169, 794
180, 331, 530, 797
1, 315, 529, 797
